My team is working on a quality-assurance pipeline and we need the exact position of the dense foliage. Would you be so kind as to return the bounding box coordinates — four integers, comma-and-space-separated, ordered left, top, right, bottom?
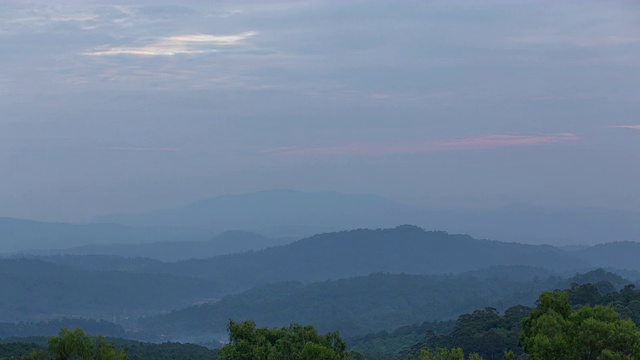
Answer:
348, 321, 455, 360
416, 348, 484, 360
22, 328, 128, 360
0, 341, 44, 360
354, 271, 638, 360
119, 341, 218, 360
3, 277, 640, 359
410, 306, 529, 359
520, 290, 640, 359
0, 335, 218, 360
141, 271, 563, 338
219, 320, 361, 360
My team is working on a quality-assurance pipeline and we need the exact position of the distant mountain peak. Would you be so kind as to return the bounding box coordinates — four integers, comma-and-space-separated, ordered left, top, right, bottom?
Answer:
391, 224, 426, 233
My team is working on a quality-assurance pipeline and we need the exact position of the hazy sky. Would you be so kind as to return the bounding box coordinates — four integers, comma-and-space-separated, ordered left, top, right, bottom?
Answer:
1, 0, 639, 222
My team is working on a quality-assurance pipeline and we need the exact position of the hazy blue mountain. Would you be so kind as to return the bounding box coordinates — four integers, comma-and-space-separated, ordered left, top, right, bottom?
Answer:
28, 225, 640, 295
21, 231, 294, 261
92, 190, 422, 238
448, 205, 640, 245
91, 190, 640, 245
11, 254, 164, 273
142, 269, 629, 340
153, 226, 586, 289
0, 258, 220, 322
0, 319, 125, 339
0, 217, 213, 253
30, 225, 587, 294
461, 265, 558, 282
573, 242, 640, 272
139, 272, 551, 338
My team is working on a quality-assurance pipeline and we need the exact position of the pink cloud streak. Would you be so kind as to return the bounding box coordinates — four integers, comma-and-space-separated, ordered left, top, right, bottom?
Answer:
262, 133, 578, 158
105, 147, 180, 152
608, 125, 640, 130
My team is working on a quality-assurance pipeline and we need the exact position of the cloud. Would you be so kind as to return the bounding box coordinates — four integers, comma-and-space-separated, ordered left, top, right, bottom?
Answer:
262, 133, 579, 158
509, 35, 640, 48
433, 133, 578, 150
83, 31, 258, 56
608, 125, 640, 130
105, 147, 180, 152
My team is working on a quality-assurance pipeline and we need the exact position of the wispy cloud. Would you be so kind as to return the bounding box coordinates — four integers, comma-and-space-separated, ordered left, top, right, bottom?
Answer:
105, 147, 180, 152
262, 133, 578, 158
509, 35, 640, 48
608, 125, 640, 130
84, 31, 258, 57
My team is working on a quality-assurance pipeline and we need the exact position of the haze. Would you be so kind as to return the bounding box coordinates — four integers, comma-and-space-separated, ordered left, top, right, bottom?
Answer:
1, 0, 639, 224
4, 2, 640, 358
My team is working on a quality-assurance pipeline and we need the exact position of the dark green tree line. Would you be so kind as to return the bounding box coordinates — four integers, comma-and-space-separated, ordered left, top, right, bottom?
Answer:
219, 320, 363, 360
22, 328, 128, 360
520, 290, 640, 359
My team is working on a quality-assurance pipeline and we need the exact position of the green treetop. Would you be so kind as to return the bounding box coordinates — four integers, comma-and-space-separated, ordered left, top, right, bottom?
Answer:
22, 328, 128, 360
519, 290, 640, 360
218, 320, 363, 360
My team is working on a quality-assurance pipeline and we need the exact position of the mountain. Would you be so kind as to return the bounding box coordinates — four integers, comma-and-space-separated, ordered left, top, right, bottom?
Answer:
91, 190, 640, 245
140, 272, 559, 339
450, 205, 640, 245
0, 217, 213, 253
21, 231, 294, 261
92, 190, 423, 237
30, 225, 587, 294
148, 226, 586, 289
0, 258, 220, 322
143, 268, 633, 340
573, 242, 640, 272
4, 224, 637, 335
30, 225, 640, 296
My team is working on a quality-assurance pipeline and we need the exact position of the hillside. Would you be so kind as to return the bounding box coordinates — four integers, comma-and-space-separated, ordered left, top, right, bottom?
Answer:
26, 226, 589, 295
141, 268, 622, 340
0, 259, 220, 322
0, 217, 212, 253
574, 241, 640, 272
90, 190, 640, 245
143, 226, 588, 292
92, 190, 421, 238
23, 231, 293, 261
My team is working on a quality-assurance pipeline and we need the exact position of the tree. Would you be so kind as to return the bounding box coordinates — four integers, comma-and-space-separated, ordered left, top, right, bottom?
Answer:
418, 348, 464, 360
22, 328, 128, 360
417, 348, 483, 360
218, 320, 362, 360
419, 306, 526, 359
520, 290, 640, 360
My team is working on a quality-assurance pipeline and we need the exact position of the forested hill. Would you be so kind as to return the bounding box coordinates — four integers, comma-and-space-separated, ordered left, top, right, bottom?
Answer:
0, 217, 212, 253
23, 231, 294, 262
573, 241, 640, 271
90, 190, 640, 245
0, 258, 220, 322
24, 226, 640, 297
140, 268, 634, 340
140, 272, 559, 338
146, 225, 587, 291
25, 226, 589, 294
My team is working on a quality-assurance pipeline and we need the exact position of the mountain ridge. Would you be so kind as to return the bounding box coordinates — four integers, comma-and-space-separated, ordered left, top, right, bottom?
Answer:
89, 189, 640, 245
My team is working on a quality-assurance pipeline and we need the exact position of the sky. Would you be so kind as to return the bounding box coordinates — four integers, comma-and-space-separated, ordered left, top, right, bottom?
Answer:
1, 0, 639, 222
